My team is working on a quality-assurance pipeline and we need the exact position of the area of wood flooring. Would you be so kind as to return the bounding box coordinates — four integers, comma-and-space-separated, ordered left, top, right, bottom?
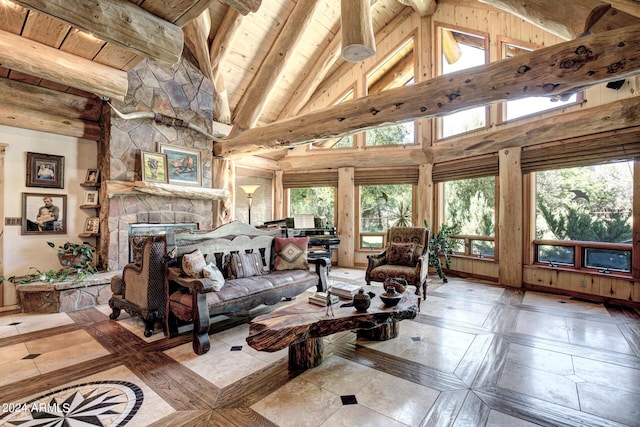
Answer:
1, 270, 639, 426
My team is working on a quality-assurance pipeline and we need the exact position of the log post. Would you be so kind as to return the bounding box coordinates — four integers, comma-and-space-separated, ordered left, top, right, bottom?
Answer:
357, 321, 400, 340
498, 147, 523, 287
337, 167, 355, 267
289, 338, 323, 370
341, 0, 376, 62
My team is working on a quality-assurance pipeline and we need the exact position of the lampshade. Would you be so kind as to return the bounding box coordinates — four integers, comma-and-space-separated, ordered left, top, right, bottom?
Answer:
240, 184, 260, 195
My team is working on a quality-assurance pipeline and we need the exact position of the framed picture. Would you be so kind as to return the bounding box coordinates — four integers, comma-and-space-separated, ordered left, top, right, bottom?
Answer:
26, 152, 64, 189
140, 151, 168, 183
84, 169, 99, 185
21, 193, 67, 235
84, 217, 100, 234
84, 191, 99, 206
160, 144, 202, 186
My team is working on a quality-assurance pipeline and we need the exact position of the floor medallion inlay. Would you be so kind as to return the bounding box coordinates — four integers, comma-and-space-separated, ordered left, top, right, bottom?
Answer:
0, 381, 143, 426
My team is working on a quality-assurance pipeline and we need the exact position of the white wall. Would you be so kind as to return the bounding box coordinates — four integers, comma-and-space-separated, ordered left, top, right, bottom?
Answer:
0, 125, 97, 306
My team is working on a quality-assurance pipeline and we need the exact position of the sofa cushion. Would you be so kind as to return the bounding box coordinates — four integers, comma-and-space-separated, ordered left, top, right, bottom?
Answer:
387, 242, 416, 267
202, 263, 225, 291
274, 237, 309, 270
227, 252, 266, 279
182, 249, 206, 278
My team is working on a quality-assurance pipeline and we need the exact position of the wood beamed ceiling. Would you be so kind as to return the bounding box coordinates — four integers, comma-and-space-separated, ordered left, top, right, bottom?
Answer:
0, 0, 639, 168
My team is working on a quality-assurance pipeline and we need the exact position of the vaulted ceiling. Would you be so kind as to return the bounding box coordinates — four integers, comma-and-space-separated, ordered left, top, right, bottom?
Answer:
1, 0, 640, 160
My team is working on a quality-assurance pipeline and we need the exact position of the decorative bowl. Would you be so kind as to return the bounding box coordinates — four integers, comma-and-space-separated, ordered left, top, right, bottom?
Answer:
380, 287, 403, 307
383, 278, 407, 294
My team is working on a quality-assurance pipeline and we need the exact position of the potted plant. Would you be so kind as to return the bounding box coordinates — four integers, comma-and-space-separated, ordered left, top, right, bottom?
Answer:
49, 241, 95, 268
426, 221, 461, 283
4, 241, 98, 284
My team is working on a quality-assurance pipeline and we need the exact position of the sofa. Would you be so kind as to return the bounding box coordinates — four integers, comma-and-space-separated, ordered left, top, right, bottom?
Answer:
164, 221, 328, 355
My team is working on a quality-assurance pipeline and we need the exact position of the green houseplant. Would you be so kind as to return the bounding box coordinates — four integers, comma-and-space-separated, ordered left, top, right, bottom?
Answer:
6, 241, 97, 284
426, 221, 461, 283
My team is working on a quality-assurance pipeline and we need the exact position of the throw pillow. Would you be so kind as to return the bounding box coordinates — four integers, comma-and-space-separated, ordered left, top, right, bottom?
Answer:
387, 242, 416, 267
227, 252, 266, 279
182, 248, 206, 278
202, 263, 225, 291
274, 237, 309, 270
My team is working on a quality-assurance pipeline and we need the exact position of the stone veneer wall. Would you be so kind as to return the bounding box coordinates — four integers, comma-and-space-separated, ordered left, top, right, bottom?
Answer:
106, 58, 215, 270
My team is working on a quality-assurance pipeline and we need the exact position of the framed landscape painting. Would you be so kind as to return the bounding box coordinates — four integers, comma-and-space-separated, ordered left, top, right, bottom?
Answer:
26, 152, 64, 189
159, 144, 202, 186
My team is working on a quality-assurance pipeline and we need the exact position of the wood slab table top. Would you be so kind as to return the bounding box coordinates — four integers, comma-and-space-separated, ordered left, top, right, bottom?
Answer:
246, 286, 419, 352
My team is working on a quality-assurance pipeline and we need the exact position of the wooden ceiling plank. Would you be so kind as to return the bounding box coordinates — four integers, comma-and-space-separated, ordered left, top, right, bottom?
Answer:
229, 0, 322, 136
215, 23, 640, 157
12, 0, 183, 66
21, 10, 70, 47
0, 2, 28, 34
0, 28, 128, 101
277, 26, 342, 120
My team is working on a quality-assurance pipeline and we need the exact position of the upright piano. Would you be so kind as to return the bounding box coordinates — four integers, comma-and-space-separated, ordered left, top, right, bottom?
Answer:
263, 218, 340, 263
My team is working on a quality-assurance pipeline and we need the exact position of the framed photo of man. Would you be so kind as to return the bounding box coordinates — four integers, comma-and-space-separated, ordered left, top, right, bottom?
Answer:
26, 152, 65, 189
21, 193, 67, 235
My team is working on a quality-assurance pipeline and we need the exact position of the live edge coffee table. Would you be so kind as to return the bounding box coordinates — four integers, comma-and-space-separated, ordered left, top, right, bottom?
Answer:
246, 286, 419, 370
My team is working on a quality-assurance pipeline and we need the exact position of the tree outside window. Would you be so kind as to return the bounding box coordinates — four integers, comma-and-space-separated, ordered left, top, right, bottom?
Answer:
536, 162, 632, 243
289, 187, 335, 227
444, 176, 495, 255
360, 184, 412, 248
535, 162, 633, 271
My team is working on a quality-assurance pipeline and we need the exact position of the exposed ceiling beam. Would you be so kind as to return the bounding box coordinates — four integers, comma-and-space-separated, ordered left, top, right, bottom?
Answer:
222, 0, 262, 16
0, 29, 128, 101
12, 0, 183, 66
215, 23, 640, 157
478, 0, 634, 40
396, 0, 437, 16
0, 77, 102, 121
229, 0, 321, 136
341, 0, 377, 62
183, 10, 213, 79
209, 6, 244, 124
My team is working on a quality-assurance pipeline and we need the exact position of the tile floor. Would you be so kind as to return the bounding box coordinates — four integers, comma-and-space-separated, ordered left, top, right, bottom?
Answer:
0, 268, 639, 426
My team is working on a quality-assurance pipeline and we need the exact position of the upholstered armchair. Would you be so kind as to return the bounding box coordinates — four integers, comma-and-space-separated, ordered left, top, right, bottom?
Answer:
365, 226, 430, 298
109, 235, 166, 337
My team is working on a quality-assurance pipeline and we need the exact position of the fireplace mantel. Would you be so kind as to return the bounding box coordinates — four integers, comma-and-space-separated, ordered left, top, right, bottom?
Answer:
104, 180, 229, 201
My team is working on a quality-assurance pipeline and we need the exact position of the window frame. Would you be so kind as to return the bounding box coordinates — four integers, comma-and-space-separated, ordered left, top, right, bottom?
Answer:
434, 23, 490, 141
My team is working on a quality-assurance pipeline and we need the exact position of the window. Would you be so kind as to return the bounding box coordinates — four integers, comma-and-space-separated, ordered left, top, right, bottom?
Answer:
365, 121, 414, 146
289, 187, 335, 227
501, 41, 578, 121
359, 184, 413, 249
535, 162, 633, 273
365, 38, 416, 146
438, 27, 487, 138
444, 176, 496, 257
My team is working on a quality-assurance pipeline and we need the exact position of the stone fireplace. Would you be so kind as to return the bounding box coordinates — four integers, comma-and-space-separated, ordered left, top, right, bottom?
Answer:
102, 58, 226, 271
106, 193, 211, 270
